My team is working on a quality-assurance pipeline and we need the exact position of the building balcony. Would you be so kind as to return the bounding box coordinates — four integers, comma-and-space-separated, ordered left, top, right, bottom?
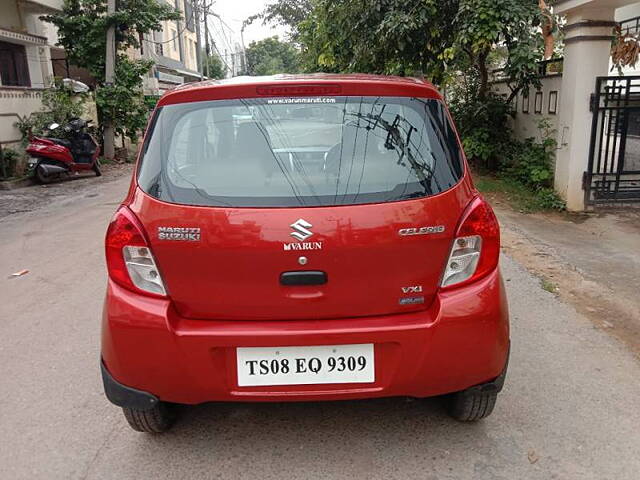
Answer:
0, 27, 47, 47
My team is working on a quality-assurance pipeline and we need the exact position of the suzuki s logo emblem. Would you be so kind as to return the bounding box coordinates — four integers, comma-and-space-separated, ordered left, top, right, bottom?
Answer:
283, 219, 322, 251
290, 218, 313, 242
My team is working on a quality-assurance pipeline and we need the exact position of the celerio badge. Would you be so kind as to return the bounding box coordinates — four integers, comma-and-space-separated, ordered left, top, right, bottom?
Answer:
284, 219, 322, 251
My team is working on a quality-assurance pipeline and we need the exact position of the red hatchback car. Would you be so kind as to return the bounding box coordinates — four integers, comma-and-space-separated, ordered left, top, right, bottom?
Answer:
102, 74, 509, 433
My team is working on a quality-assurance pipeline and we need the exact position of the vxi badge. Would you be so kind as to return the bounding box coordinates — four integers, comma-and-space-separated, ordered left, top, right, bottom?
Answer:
284, 218, 323, 251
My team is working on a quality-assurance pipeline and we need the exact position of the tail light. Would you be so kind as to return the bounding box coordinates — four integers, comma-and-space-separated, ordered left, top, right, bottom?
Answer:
441, 196, 500, 289
105, 207, 167, 297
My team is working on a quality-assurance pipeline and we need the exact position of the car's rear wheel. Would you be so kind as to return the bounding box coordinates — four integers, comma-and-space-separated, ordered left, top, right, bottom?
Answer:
446, 387, 498, 422
122, 402, 176, 433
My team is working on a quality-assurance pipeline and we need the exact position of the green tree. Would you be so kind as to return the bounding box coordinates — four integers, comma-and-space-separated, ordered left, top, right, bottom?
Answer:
97, 57, 151, 142
202, 52, 227, 79
297, 0, 459, 81
243, 0, 312, 42
42, 0, 181, 141
449, 0, 544, 101
286, 0, 547, 96
244, 36, 301, 75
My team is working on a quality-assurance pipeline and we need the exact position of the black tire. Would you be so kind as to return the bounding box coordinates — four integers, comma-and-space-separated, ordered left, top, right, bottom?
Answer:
35, 164, 52, 184
122, 402, 176, 433
447, 387, 498, 422
92, 159, 102, 177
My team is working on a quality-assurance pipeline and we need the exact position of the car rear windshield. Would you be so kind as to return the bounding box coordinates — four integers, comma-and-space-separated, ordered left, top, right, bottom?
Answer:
137, 96, 464, 207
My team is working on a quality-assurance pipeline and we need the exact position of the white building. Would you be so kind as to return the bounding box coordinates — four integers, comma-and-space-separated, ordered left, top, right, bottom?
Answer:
135, 0, 202, 95
0, 0, 62, 145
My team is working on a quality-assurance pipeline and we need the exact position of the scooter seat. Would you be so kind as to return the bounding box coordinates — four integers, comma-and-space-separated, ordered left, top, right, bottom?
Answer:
49, 138, 72, 148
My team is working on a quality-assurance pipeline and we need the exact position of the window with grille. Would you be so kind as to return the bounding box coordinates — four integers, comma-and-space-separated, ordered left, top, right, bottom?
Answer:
0, 41, 30, 87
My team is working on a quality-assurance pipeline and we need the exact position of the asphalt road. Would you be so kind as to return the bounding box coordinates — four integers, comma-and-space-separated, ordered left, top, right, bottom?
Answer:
1, 174, 640, 479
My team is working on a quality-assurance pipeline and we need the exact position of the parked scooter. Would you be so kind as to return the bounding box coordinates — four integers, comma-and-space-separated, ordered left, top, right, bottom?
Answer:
26, 118, 101, 184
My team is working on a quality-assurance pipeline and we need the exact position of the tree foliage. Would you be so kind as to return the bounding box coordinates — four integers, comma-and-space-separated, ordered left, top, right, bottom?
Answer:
447, 73, 515, 168
257, 0, 551, 100
43, 0, 180, 79
298, 0, 458, 81
244, 36, 301, 76
243, 0, 312, 41
203, 52, 227, 79
42, 0, 181, 141
449, 0, 544, 100
96, 56, 152, 141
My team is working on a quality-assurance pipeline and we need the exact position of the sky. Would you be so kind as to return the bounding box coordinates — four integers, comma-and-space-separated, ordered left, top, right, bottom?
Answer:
207, 0, 290, 55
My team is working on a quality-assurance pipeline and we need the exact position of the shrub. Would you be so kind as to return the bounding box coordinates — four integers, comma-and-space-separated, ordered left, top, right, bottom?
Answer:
533, 187, 566, 210
448, 79, 515, 170
503, 138, 554, 189
0, 148, 21, 179
502, 119, 556, 190
499, 119, 565, 210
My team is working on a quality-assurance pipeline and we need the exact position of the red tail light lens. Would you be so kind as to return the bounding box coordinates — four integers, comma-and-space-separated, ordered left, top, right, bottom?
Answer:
105, 207, 167, 297
441, 196, 500, 289
256, 84, 341, 96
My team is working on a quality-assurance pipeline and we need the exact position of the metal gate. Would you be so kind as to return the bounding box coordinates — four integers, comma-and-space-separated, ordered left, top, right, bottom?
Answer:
586, 75, 640, 205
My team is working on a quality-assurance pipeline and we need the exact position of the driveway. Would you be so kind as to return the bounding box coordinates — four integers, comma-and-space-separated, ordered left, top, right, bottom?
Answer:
1, 173, 639, 479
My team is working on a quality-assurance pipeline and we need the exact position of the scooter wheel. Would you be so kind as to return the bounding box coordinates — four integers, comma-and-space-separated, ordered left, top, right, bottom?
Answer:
92, 160, 102, 177
35, 164, 52, 184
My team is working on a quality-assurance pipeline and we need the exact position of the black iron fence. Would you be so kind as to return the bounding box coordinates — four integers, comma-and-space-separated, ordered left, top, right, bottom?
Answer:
586, 76, 640, 204
620, 15, 640, 35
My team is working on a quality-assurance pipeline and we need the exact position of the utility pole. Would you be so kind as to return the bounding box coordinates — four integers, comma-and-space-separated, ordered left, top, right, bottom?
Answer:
240, 22, 247, 75
203, 1, 209, 78
104, 0, 116, 160
231, 50, 235, 77
194, 0, 203, 80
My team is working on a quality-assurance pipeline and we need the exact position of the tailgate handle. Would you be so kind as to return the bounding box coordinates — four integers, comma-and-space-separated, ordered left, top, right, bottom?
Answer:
280, 271, 327, 286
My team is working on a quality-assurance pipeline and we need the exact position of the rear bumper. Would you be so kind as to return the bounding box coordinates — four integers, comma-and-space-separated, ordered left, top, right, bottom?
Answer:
101, 268, 510, 405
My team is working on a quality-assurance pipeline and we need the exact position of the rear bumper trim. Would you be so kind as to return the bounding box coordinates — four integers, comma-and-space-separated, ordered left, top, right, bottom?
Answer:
101, 360, 159, 410
466, 343, 509, 394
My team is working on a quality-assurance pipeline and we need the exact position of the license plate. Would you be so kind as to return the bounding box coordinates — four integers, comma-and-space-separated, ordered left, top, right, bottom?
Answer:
236, 344, 375, 387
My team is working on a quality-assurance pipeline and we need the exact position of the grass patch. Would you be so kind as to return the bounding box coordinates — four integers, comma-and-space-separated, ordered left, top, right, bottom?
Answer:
475, 174, 565, 213
540, 278, 558, 294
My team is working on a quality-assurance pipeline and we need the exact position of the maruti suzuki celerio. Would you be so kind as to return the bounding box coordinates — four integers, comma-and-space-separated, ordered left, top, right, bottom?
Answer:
102, 74, 510, 433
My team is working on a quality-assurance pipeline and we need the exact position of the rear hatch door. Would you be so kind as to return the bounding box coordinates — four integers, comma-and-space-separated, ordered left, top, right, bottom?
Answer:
132, 188, 469, 320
